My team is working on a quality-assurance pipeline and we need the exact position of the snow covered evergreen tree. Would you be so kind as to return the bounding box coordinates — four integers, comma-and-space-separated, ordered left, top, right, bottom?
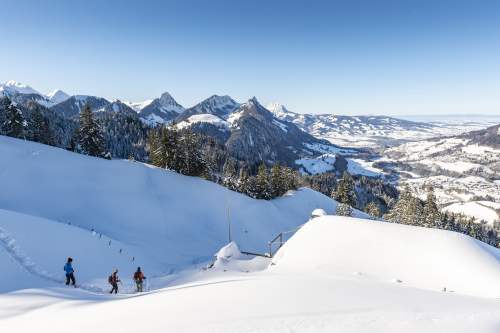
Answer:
1, 99, 25, 139
270, 163, 285, 197
148, 127, 165, 167
77, 104, 107, 158
222, 158, 238, 190
384, 185, 414, 224
423, 186, 441, 227
332, 171, 356, 207
255, 163, 271, 200
28, 105, 54, 145
178, 129, 205, 176
336, 203, 353, 217
365, 201, 381, 219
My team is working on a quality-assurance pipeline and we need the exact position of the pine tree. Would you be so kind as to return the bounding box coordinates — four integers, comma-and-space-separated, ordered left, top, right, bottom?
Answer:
179, 130, 205, 176
237, 166, 250, 194
336, 203, 353, 217
423, 186, 441, 227
384, 185, 413, 224
0, 97, 10, 134
164, 127, 179, 171
333, 171, 356, 207
148, 127, 165, 167
2, 100, 25, 139
255, 163, 271, 200
365, 201, 380, 218
222, 158, 238, 189
28, 107, 53, 145
270, 163, 284, 197
77, 104, 106, 157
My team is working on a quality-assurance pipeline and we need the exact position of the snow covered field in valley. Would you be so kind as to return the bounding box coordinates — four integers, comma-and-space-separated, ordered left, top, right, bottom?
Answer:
1, 136, 500, 332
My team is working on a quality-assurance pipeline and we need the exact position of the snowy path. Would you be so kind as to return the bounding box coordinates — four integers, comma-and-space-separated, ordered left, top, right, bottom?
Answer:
0, 226, 104, 293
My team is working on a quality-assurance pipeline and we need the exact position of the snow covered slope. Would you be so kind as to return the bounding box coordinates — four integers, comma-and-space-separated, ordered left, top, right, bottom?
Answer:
295, 153, 382, 177
273, 215, 500, 298
0, 209, 158, 293
0, 135, 339, 289
2, 216, 500, 333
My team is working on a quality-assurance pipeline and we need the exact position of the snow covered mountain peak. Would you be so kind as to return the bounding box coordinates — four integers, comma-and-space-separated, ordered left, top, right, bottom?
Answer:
46, 89, 70, 105
175, 95, 239, 123
158, 92, 183, 112
0, 80, 41, 96
201, 94, 239, 111
137, 92, 185, 125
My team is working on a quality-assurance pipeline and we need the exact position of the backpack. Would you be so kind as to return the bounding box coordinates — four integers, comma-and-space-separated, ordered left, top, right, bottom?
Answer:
108, 275, 113, 284
134, 272, 143, 281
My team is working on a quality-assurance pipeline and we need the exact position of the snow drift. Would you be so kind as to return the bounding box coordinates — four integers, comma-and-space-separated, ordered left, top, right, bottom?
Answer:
272, 215, 500, 298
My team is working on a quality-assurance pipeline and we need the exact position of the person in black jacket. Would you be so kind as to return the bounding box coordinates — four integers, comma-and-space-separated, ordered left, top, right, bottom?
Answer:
108, 269, 121, 294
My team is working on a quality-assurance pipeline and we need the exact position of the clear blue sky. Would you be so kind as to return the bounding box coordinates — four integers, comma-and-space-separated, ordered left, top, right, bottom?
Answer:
1, 0, 500, 115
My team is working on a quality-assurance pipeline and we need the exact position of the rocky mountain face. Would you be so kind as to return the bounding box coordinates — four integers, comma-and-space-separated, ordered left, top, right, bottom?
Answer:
101, 100, 137, 116
138, 92, 185, 125
177, 97, 354, 166
175, 95, 239, 123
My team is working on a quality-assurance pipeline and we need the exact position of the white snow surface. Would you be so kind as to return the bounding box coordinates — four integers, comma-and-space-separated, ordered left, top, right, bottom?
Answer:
296, 154, 337, 174
2, 215, 500, 332
273, 216, 500, 298
1, 136, 500, 332
443, 202, 500, 225
296, 154, 382, 177
176, 113, 229, 129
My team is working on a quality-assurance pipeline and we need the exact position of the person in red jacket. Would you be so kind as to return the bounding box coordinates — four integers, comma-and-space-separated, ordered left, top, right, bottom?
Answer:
133, 267, 146, 292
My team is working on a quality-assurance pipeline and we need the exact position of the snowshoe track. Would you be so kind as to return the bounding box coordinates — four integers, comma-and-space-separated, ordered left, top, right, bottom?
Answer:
0, 226, 103, 293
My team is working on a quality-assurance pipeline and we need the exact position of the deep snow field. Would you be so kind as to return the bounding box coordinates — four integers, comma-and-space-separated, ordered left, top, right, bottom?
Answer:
1, 136, 500, 332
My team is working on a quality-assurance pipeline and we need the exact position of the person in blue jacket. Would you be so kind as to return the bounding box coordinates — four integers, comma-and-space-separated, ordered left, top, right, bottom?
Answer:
64, 257, 76, 287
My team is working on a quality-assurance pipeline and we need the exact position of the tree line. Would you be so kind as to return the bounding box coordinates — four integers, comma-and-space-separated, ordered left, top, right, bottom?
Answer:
148, 126, 301, 199
383, 185, 499, 247
325, 170, 499, 248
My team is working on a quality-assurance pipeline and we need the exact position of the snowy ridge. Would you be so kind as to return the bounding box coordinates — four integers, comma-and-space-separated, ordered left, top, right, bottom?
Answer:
0, 80, 41, 96
272, 215, 500, 298
267, 102, 492, 148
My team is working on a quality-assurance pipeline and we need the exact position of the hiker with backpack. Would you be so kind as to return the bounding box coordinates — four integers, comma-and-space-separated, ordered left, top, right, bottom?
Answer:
108, 269, 121, 294
64, 257, 76, 287
133, 267, 146, 292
